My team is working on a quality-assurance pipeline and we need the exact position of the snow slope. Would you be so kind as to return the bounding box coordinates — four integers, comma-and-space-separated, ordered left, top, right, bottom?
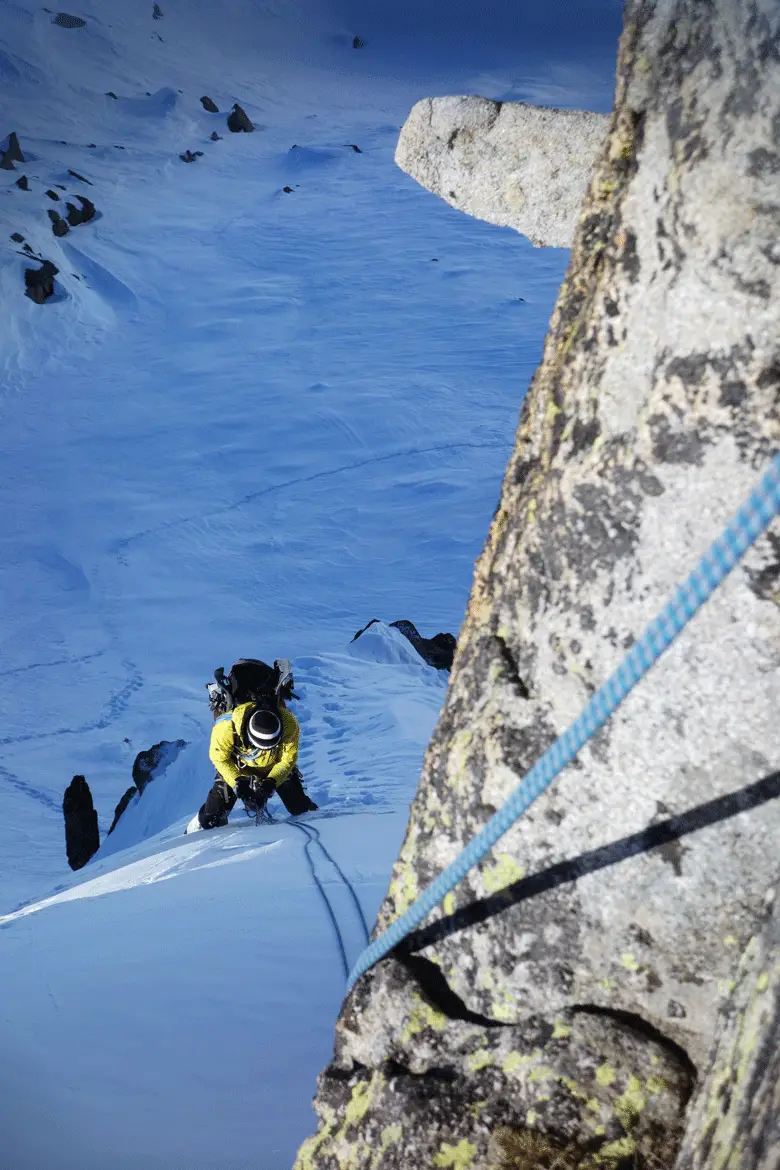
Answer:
0, 0, 621, 1165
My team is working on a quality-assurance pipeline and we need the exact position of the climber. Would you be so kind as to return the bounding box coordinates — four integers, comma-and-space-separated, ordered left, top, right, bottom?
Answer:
196, 700, 318, 830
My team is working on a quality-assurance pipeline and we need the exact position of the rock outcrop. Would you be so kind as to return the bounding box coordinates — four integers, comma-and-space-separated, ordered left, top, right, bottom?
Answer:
63, 775, 99, 870
675, 885, 779, 1170
65, 195, 96, 225
24, 260, 58, 303
352, 619, 457, 671
396, 98, 609, 248
296, 0, 780, 1166
131, 738, 187, 794
201, 95, 219, 113
390, 621, 456, 671
107, 785, 138, 836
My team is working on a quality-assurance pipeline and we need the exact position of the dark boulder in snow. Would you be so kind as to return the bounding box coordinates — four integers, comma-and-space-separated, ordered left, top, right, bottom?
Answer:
0, 150, 16, 171
63, 775, 99, 870
11, 231, 24, 243
353, 36, 364, 48
227, 103, 254, 133
15, 174, 29, 190
210, 131, 221, 141
201, 96, 219, 113
153, 2, 163, 18
179, 150, 203, 163
65, 195, 96, 225
46, 189, 60, 200
132, 739, 187, 794
24, 260, 58, 304
351, 618, 457, 671
107, 785, 139, 836
47, 209, 69, 237
68, 168, 92, 184
52, 12, 86, 28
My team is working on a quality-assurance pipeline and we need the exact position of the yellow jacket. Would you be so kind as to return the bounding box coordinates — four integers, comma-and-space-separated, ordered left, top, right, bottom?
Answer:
209, 702, 299, 790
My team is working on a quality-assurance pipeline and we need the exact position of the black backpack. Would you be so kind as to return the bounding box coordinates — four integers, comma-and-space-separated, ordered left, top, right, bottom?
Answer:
206, 658, 296, 719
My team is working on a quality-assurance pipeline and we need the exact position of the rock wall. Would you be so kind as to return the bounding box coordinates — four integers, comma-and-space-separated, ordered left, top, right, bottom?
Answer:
675, 886, 779, 1170
296, 0, 780, 1166
396, 97, 609, 247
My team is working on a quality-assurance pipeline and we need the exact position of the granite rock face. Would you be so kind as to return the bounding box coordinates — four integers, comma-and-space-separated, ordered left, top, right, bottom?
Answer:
395, 97, 609, 247
675, 886, 780, 1170
296, 0, 780, 1165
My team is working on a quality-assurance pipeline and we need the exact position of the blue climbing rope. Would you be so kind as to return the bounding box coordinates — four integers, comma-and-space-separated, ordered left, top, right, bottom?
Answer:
291, 820, 351, 980
347, 453, 780, 990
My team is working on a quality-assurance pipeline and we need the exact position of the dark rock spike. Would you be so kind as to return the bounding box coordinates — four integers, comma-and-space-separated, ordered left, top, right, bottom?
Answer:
62, 775, 99, 869
6, 131, 24, 162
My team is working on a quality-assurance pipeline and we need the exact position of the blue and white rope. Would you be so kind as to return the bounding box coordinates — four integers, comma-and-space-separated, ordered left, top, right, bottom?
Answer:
347, 453, 780, 989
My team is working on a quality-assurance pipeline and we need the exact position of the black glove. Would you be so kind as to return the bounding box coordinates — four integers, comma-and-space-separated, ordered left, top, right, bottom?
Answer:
238, 775, 274, 804
255, 778, 275, 803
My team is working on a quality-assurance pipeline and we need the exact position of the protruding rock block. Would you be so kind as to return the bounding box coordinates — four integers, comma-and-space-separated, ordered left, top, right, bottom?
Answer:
395, 97, 609, 247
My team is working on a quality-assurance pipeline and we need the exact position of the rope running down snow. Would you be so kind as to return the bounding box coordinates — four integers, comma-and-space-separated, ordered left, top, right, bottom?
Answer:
347, 453, 780, 990
290, 820, 370, 980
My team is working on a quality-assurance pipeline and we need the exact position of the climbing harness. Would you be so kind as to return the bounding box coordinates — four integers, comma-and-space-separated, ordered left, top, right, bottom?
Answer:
346, 453, 780, 990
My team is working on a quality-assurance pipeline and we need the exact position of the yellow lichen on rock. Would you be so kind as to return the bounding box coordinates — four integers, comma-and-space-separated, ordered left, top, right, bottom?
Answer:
388, 864, 419, 917
482, 852, 526, 894
403, 993, 448, 1042
614, 1074, 646, 1130
295, 1103, 336, 1170
433, 1138, 477, 1168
